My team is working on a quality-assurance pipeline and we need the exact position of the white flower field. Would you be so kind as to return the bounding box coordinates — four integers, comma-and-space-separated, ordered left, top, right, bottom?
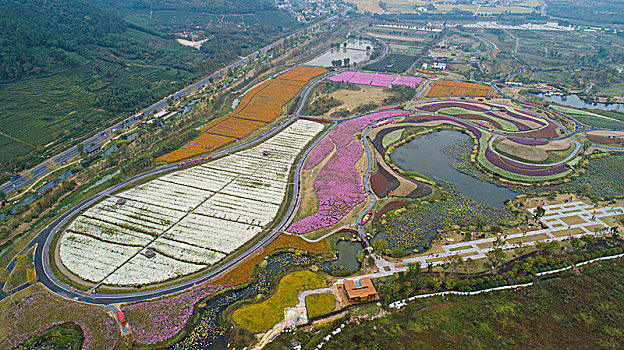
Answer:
59, 120, 324, 286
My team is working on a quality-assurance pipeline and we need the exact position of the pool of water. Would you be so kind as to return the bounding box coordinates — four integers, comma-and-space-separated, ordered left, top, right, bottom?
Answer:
392, 130, 517, 208
1, 169, 75, 221
325, 240, 363, 273
537, 93, 624, 112
172, 252, 318, 349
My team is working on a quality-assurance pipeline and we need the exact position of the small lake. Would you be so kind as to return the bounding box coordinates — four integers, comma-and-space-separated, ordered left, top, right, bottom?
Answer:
537, 93, 624, 112
325, 240, 362, 273
392, 130, 517, 208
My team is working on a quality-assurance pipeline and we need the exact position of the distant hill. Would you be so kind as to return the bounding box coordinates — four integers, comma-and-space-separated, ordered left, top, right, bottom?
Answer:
90, 0, 274, 14
0, 0, 296, 179
545, 0, 624, 24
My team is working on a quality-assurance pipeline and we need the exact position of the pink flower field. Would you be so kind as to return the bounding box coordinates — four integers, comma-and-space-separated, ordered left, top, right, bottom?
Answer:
306, 137, 336, 170
327, 71, 422, 89
371, 73, 396, 87
393, 76, 422, 88
289, 110, 411, 234
122, 284, 224, 345
328, 71, 356, 83
349, 72, 375, 85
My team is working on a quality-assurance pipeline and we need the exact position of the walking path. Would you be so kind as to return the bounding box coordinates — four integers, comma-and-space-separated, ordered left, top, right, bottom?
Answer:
335, 201, 623, 284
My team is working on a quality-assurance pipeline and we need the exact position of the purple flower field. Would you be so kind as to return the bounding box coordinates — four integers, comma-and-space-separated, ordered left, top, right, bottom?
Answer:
485, 148, 569, 176
306, 137, 336, 170
2, 290, 119, 350
290, 110, 410, 234
122, 284, 224, 345
508, 137, 548, 146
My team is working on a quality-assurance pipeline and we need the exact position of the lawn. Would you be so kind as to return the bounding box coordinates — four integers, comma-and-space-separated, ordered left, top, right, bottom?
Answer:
306, 293, 336, 319
232, 270, 327, 333
3, 245, 36, 291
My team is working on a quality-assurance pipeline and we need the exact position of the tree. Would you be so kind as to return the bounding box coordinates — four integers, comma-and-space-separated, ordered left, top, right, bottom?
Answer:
514, 242, 528, 256
77, 143, 84, 156
0, 190, 5, 203
343, 57, 350, 66
464, 258, 477, 278
610, 227, 620, 237
534, 206, 546, 220
371, 239, 388, 253
343, 42, 348, 48
582, 183, 591, 197
449, 255, 463, 278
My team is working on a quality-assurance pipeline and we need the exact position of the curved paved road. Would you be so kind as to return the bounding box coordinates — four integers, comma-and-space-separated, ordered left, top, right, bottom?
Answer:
30, 67, 337, 304
0, 15, 338, 198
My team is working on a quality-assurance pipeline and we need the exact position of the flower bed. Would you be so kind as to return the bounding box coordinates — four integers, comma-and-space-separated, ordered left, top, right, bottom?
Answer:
306, 137, 335, 170
508, 137, 548, 146
232, 271, 326, 332
349, 72, 375, 85
328, 71, 356, 83
306, 293, 336, 319
371, 73, 396, 87
510, 120, 559, 139
157, 67, 326, 162
327, 71, 421, 88
484, 145, 571, 178
587, 134, 624, 145
289, 111, 410, 234
212, 234, 328, 286
393, 76, 422, 88
207, 117, 265, 139
61, 120, 324, 286
418, 100, 489, 112
370, 165, 400, 198
2, 288, 119, 350
372, 200, 411, 224
121, 284, 224, 345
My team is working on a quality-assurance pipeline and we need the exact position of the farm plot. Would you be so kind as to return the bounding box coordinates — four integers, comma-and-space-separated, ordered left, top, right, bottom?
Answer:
156, 66, 326, 163
426, 80, 498, 98
59, 120, 324, 286
366, 54, 417, 73
328, 71, 422, 89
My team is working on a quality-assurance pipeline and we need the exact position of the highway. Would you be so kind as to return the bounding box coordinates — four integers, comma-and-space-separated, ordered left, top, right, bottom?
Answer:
0, 15, 337, 198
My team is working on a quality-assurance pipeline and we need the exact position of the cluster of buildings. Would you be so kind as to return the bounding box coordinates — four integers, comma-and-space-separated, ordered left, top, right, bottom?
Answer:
276, 0, 338, 22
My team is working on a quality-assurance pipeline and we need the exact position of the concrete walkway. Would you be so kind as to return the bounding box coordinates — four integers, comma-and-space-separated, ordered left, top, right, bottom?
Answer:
336, 201, 624, 284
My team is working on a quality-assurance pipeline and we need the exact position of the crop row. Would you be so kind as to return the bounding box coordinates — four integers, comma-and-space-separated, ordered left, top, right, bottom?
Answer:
60, 120, 324, 286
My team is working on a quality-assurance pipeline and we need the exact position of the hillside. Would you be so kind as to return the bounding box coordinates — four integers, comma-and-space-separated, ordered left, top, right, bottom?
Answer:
0, 0, 297, 181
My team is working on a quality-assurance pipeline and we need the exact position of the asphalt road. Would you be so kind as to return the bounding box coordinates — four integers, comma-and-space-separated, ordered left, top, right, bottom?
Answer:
30, 64, 335, 305
0, 15, 337, 198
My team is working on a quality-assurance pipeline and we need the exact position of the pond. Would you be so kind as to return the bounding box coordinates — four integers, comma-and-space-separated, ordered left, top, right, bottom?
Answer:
324, 240, 363, 274
0, 169, 75, 221
171, 252, 319, 349
305, 40, 373, 67
537, 93, 624, 112
392, 130, 517, 208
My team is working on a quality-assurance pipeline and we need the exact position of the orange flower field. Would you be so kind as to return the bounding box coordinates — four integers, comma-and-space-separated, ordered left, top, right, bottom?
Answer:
212, 234, 329, 287
157, 66, 326, 163
209, 118, 265, 139
426, 80, 498, 98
